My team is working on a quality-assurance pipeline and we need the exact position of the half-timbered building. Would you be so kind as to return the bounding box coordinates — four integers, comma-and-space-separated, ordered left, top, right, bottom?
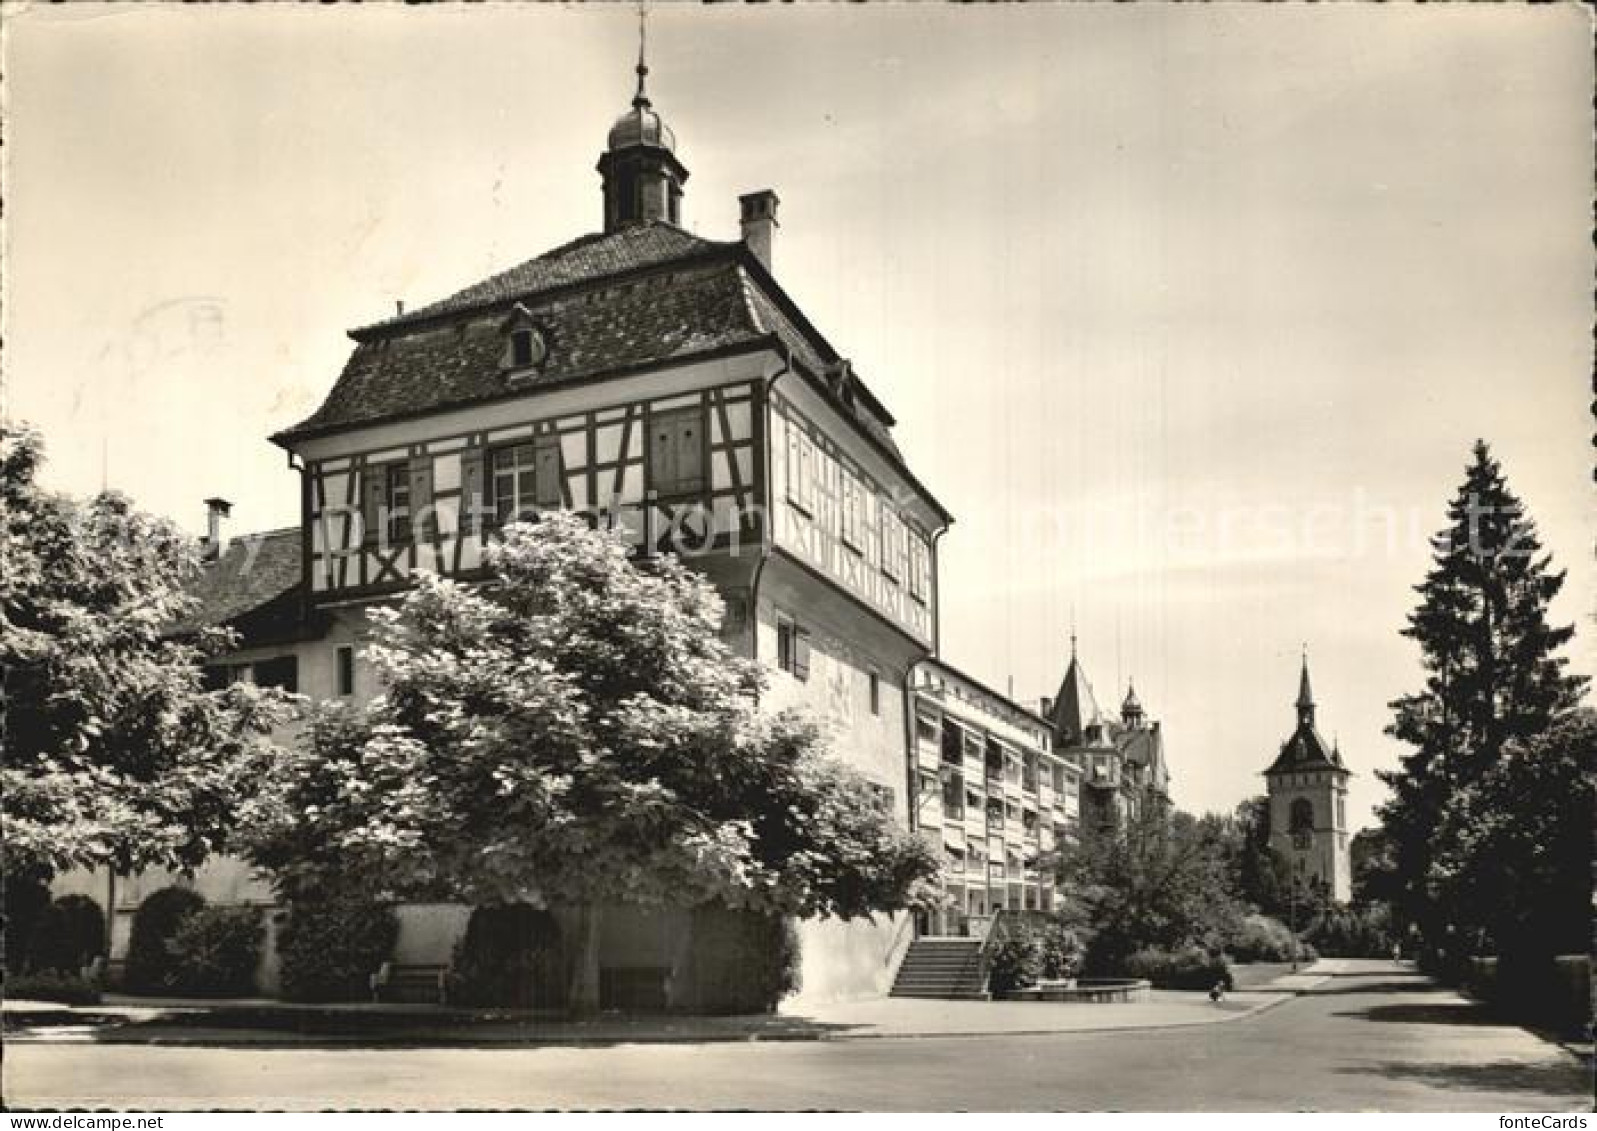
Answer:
58, 54, 952, 1005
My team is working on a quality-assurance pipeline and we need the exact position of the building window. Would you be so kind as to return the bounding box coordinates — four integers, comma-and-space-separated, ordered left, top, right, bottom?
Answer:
841, 468, 863, 552
940, 720, 961, 764
775, 614, 811, 682
881, 508, 906, 582
386, 464, 412, 544
868, 669, 880, 715
510, 328, 536, 368
918, 712, 941, 747
252, 655, 299, 694
491, 437, 561, 524
907, 534, 930, 602
1290, 797, 1314, 832
785, 423, 815, 515
336, 645, 355, 698
648, 406, 706, 497
941, 775, 964, 820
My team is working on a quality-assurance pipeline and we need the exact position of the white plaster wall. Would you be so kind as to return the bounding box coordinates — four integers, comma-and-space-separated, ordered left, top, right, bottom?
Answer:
785, 913, 911, 1007
753, 596, 909, 819
391, 904, 472, 965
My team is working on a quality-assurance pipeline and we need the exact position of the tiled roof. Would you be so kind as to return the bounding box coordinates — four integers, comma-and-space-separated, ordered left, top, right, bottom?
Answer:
277, 221, 907, 461
283, 257, 769, 439
171, 528, 302, 633
357, 223, 731, 334
1266, 723, 1345, 775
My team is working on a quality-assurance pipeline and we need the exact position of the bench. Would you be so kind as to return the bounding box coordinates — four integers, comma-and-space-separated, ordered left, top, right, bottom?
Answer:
370, 962, 449, 1005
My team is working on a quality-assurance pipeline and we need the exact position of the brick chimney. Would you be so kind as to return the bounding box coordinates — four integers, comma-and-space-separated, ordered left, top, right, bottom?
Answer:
739, 190, 779, 272
203, 497, 232, 561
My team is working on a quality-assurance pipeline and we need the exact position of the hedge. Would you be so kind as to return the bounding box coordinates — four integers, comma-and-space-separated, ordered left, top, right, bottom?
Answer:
6, 970, 102, 1006
1224, 913, 1311, 964
2, 875, 52, 976
449, 904, 565, 1009
1123, 945, 1234, 991
680, 906, 800, 1015
25, 895, 106, 975
278, 900, 400, 1003
124, 887, 207, 994
166, 906, 263, 997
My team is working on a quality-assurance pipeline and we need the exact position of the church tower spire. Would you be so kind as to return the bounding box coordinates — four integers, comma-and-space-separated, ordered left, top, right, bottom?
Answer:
598, 3, 689, 232
1296, 647, 1315, 728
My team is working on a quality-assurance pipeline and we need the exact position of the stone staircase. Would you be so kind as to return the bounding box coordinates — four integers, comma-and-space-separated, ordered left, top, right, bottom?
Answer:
890, 937, 987, 999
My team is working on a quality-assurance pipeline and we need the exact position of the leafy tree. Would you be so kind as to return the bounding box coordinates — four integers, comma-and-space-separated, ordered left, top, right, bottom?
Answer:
1053, 805, 1244, 972
1, 424, 291, 882
1227, 796, 1292, 916
1348, 828, 1400, 910
1428, 710, 1594, 967
243, 513, 940, 1015
1377, 441, 1586, 968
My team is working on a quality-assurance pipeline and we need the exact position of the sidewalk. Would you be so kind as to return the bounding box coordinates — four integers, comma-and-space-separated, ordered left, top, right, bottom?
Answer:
2, 986, 1294, 1047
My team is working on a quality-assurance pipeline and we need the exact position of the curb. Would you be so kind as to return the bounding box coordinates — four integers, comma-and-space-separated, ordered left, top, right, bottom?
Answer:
3, 995, 1294, 1050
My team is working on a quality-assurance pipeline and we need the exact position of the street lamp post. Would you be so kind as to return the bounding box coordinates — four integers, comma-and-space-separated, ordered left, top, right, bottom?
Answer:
1289, 877, 1298, 972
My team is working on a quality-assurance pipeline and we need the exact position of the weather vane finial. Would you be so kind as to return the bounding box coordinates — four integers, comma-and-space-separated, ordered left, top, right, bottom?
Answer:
633, 1, 651, 109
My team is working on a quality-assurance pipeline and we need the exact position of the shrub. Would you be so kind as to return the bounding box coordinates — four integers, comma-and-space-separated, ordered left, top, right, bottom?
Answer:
1038, 922, 1085, 980
682, 906, 800, 1015
278, 900, 400, 1003
25, 895, 107, 975
2, 874, 52, 976
1123, 945, 1234, 991
1307, 905, 1392, 959
986, 929, 1044, 995
166, 906, 263, 997
5, 970, 102, 1006
124, 887, 206, 994
987, 917, 1086, 995
1224, 913, 1306, 964
449, 904, 565, 1009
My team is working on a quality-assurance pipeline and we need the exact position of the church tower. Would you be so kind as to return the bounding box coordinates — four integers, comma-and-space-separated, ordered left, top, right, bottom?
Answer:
1263, 654, 1352, 902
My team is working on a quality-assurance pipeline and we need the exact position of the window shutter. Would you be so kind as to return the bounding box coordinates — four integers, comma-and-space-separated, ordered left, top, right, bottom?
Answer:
408, 456, 434, 541
460, 449, 485, 535
361, 465, 385, 546
677, 412, 704, 493
793, 628, 811, 682
534, 437, 563, 508
649, 414, 676, 494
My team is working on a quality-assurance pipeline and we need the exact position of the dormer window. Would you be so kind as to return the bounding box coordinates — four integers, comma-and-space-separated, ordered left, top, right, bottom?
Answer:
511, 328, 536, 368
500, 305, 547, 374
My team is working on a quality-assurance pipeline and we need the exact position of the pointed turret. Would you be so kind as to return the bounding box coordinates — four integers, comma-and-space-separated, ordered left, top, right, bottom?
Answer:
1266, 651, 1345, 776
1296, 650, 1316, 728
1121, 679, 1144, 728
1050, 634, 1105, 746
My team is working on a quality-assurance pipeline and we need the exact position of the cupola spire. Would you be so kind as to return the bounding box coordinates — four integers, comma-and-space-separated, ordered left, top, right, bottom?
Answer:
598, 0, 689, 232
633, 2, 650, 109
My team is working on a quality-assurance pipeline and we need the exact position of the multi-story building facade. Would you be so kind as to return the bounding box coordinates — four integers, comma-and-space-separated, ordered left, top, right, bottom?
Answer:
910, 660, 1081, 936
1263, 658, 1352, 903
57, 56, 953, 1005
1045, 639, 1170, 836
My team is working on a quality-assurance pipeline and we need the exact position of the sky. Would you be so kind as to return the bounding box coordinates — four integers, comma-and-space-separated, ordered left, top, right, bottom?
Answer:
4, 3, 1592, 832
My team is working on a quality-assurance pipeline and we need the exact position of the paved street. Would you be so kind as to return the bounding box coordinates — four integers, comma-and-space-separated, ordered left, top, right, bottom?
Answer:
5, 965, 1588, 1111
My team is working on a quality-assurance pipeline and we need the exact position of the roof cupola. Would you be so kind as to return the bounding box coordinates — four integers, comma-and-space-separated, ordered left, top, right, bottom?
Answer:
598, 6, 689, 232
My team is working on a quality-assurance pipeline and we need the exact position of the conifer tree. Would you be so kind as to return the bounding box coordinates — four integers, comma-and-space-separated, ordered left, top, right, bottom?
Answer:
1377, 440, 1585, 966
